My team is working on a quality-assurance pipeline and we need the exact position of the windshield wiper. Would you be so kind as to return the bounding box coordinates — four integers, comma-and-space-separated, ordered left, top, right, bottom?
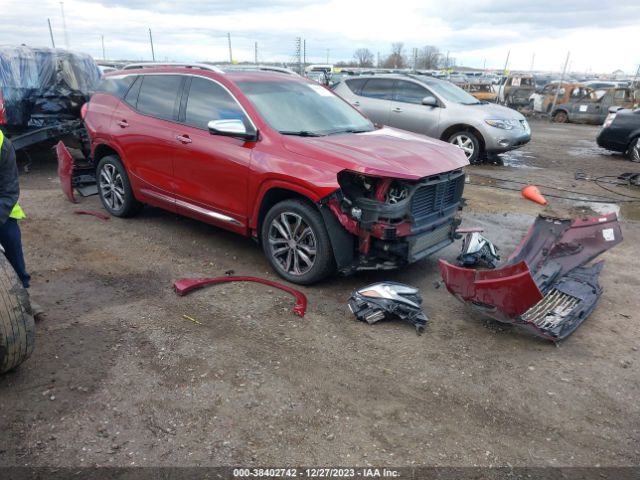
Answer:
326, 128, 373, 135
280, 130, 324, 137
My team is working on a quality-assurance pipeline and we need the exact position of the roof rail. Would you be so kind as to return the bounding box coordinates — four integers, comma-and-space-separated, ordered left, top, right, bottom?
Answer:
122, 62, 225, 73
220, 64, 299, 76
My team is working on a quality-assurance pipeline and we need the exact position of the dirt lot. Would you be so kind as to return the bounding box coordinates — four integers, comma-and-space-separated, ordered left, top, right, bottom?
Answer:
0, 119, 639, 468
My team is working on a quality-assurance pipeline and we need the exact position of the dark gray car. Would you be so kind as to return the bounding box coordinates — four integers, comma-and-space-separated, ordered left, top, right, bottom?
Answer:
332, 74, 531, 163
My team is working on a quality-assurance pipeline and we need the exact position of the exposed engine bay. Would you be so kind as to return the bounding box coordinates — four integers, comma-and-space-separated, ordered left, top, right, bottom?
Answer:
322, 168, 465, 273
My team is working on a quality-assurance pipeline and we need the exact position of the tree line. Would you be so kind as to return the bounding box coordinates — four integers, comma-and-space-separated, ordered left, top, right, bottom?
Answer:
335, 43, 455, 70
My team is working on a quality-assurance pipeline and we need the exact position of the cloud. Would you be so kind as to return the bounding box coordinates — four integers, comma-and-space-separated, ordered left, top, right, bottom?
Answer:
0, 0, 637, 73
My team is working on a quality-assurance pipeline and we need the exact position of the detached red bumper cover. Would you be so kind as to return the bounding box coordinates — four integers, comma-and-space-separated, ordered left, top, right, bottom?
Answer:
439, 213, 622, 341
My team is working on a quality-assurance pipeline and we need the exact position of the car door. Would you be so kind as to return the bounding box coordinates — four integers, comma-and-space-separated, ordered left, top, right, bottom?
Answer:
352, 78, 394, 125
171, 75, 254, 232
387, 79, 441, 137
111, 74, 184, 209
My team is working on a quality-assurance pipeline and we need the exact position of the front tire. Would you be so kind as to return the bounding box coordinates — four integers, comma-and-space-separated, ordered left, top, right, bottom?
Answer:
628, 137, 640, 162
448, 130, 481, 164
97, 155, 141, 217
261, 199, 335, 285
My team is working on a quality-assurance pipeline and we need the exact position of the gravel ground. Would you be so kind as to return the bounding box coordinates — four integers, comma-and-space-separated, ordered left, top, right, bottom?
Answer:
0, 119, 638, 468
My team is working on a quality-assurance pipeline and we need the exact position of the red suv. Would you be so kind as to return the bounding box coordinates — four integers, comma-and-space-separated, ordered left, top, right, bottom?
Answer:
83, 63, 468, 284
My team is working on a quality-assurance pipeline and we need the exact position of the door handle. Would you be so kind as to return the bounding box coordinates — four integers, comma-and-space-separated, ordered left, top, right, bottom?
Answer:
352, 101, 360, 107
176, 134, 192, 144
117, 120, 129, 128
392, 107, 403, 113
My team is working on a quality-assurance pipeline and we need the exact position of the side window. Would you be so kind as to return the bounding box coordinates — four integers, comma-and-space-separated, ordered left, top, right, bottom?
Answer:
360, 79, 395, 100
124, 76, 141, 107
96, 75, 136, 97
136, 75, 182, 121
394, 80, 429, 104
344, 78, 367, 95
184, 77, 248, 130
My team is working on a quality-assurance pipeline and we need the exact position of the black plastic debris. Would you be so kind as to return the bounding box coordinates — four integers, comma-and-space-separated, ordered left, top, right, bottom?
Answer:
348, 282, 428, 334
458, 231, 500, 269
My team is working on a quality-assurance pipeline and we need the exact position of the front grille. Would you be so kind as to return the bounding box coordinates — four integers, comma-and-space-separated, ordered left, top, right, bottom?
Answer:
411, 171, 465, 225
520, 289, 581, 331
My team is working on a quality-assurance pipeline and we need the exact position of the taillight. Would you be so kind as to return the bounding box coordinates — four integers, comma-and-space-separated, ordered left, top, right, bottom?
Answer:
0, 90, 6, 125
80, 102, 88, 120
602, 113, 616, 129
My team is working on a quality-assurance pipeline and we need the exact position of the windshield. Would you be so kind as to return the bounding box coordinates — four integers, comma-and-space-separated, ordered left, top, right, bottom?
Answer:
426, 80, 481, 105
236, 80, 374, 135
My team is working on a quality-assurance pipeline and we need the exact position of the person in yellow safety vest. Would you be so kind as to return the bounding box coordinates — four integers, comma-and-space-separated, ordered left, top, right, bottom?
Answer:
0, 129, 31, 289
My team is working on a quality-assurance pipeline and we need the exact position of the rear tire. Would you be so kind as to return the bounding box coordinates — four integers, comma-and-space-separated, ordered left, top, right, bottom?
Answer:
97, 155, 142, 217
0, 255, 34, 374
628, 137, 640, 162
261, 199, 335, 285
448, 130, 481, 164
553, 110, 569, 123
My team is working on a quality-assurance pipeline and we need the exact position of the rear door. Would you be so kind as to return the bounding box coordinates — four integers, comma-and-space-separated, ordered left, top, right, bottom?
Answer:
171, 76, 254, 232
387, 79, 441, 136
111, 74, 184, 207
352, 78, 394, 125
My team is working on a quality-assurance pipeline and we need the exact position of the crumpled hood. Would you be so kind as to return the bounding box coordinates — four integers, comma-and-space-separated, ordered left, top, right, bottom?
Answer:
282, 127, 468, 180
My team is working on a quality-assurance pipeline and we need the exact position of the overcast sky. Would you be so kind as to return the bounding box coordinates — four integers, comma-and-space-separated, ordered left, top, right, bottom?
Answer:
2, 0, 639, 74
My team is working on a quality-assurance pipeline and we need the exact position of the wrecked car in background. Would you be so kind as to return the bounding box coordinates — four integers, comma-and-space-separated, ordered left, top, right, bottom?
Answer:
0, 45, 101, 150
462, 80, 497, 102
496, 75, 535, 109
551, 87, 638, 124
440, 212, 622, 341
59, 64, 468, 285
530, 83, 596, 114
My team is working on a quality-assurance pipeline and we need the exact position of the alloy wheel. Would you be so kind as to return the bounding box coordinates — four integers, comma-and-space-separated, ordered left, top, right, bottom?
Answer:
451, 134, 475, 159
268, 212, 317, 276
99, 163, 125, 212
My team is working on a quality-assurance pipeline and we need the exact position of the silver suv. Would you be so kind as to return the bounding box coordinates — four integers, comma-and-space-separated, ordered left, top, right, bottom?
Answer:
333, 74, 531, 163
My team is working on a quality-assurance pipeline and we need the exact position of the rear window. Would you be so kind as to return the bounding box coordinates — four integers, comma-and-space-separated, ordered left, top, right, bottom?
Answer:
96, 75, 137, 98
136, 75, 182, 121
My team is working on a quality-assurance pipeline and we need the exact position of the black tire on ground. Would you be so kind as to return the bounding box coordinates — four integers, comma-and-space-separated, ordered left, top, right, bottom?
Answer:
448, 130, 482, 164
553, 110, 569, 123
97, 155, 142, 217
0, 254, 35, 374
628, 137, 640, 163
261, 199, 336, 285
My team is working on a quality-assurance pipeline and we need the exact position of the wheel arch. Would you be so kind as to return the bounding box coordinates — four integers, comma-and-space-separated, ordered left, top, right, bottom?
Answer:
93, 142, 124, 166
440, 124, 486, 154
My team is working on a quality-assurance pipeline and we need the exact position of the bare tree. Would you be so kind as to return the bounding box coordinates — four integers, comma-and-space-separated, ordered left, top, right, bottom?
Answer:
353, 48, 374, 68
383, 42, 406, 69
417, 45, 442, 70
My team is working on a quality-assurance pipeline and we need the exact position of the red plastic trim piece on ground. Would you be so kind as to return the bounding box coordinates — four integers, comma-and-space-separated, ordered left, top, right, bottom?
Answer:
74, 210, 110, 221
173, 276, 308, 317
56, 141, 76, 203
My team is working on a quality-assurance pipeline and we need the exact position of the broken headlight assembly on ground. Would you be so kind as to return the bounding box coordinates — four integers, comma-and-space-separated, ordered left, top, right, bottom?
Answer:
348, 282, 428, 334
322, 169, 465, 274
458, 230, 500, 269
439, 213, 622, 342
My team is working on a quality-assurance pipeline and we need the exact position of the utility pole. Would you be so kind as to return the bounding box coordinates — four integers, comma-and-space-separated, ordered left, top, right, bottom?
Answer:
326, 49, 330, 64
227, 32, 233, 63
530, 53, 535, 73
101, 34, 105, 60
445, 51, 450, 69
149, 28, 155, 61
502, 50, 510, 75
377, 51, 380, 68
254, 41, 258, 64
483, 59, 486, 73
303, 39, 306, 70
413, 47, 418, 72
550, 51, 570, 120
295, 37, 302, 75
47, 18, 56, 48
59, 2, 69, 48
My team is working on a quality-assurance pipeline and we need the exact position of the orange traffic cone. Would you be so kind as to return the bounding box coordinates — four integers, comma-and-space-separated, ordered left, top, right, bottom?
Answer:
521, 185, 548, 205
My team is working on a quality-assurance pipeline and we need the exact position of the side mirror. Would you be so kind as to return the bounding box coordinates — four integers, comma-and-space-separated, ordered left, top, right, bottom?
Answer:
208, 119, 258, 141
421, 96, 438, 107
